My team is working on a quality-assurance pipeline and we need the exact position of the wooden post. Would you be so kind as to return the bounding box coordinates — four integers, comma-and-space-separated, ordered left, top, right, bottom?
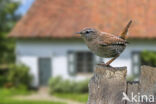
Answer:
127, 81, 139, 104
87, 65, 156, 104
140, 66, 156, 103
87, 65, 127, 104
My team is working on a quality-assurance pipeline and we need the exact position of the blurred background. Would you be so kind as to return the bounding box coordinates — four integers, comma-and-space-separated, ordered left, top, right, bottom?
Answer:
0, 0, 156, 104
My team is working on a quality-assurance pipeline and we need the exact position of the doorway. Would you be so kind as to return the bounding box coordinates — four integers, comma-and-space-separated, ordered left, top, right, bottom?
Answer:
38, 58, 51, 86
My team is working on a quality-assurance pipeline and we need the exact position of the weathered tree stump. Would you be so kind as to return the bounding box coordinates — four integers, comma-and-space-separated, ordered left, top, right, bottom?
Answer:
87, 65, 156, 104
140, 66, 156, 96
140, 66, 156, 104
87, 65, 127, 104
127, 81, 139, 104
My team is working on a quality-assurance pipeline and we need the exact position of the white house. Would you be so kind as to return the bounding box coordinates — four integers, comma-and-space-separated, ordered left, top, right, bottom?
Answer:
9, 0, 156, 87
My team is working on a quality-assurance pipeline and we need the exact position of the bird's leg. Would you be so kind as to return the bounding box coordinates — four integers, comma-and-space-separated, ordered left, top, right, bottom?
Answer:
106, 55, 119, 66
97, 61, 105, 66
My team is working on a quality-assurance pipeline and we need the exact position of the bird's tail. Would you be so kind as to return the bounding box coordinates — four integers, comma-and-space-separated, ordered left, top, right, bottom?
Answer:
120, 20, 132, 39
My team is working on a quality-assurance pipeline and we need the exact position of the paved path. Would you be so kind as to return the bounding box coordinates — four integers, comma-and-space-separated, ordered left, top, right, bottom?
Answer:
14, 88, 85, 104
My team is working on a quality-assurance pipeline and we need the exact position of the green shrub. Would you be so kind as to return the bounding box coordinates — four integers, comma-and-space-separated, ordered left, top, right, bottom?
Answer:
74, 80, 88, 93
49, 76, 89, 94
0, 65, 9, 87
141, 51, 156, 66
8, 64, 32, 89
0, 76, 7, 87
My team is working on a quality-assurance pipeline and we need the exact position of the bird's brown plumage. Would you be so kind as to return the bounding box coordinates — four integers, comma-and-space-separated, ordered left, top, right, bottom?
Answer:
98, 32, 127, 46
77, 20, 132, 66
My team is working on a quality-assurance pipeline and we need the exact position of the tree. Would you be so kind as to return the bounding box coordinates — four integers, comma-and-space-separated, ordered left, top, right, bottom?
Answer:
0, 0, 20, 64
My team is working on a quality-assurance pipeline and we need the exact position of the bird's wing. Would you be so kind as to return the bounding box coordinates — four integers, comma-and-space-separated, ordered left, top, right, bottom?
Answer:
98, 32, 127, 46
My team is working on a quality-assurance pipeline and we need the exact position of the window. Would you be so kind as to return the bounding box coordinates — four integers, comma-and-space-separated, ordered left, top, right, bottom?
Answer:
68, 51, 76, 75
68, 51, 94, 75
131, 51, 141, 76
75, 52, 94, 73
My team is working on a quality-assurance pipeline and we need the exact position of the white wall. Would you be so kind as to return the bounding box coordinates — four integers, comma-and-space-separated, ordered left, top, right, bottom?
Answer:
16, 40, 91, 87
17, 56, 39, 87
16, 39, 156, 87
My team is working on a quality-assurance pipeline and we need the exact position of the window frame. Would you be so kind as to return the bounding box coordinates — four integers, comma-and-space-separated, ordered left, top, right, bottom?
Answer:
131, 51, 141, 76
68, 51, 95, 75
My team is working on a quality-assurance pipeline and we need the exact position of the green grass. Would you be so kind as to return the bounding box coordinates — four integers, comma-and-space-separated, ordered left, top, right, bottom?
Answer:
0, 99, 66, 104
54, 93, 88, 103
0, 88, 31, 98
0, 88, 88, 104
0, 88, 66, 104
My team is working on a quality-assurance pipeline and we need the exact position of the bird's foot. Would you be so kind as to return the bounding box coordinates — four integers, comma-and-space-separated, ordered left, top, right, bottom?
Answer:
97, 62, 112, 67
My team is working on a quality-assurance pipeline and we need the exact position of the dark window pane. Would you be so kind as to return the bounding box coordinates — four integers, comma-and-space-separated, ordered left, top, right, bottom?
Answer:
75, 51, 94, 73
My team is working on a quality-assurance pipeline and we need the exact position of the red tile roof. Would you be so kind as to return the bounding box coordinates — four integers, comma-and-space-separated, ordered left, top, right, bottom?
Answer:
9, 0, 156, 39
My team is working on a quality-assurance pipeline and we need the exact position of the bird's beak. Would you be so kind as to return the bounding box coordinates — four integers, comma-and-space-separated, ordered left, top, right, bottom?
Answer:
75, 32, 82, 37
75, 32, 81, 34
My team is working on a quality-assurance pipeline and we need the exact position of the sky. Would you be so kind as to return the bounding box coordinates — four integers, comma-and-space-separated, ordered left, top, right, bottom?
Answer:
16, 0, 34, 15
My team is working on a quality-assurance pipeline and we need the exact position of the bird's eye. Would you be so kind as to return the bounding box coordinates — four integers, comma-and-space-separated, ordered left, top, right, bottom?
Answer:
86, 31, 90, 34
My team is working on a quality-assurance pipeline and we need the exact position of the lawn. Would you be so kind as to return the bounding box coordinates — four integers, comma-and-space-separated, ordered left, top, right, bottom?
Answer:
54, 93, 88, 103
0, 88, 66, 104
0, 88, 88, 104
0, 99, 65, 104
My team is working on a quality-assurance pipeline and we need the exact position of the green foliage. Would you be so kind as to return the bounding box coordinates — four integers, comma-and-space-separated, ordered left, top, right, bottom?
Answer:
0, 76, 7, 87
8, 64, 32, 89
0, 0, 20, 64
126, 75, 137, 81
74, 79, 88, 93
141, 50, 156, 67
49, 76, 89, 93
0, 65, 9, 87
